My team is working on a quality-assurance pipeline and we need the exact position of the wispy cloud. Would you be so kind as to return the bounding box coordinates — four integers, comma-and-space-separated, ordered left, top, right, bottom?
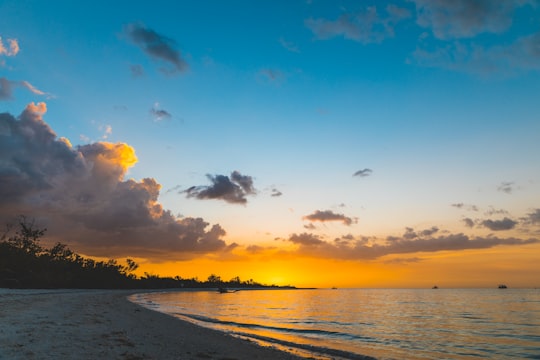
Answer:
0, 103, 228, 258
270, 188, 283, 197
150, 104, 172, 122
303, 210, 355, 226
124, 23, 188, 74
353, 168, 372, 177
497, 181, 515, 194
279, 37, 300, 53
0, 78, 53, 101
259, 68, 285, 83
185, 171, 256, 204
305, 5, 411, 44
451, 203, 479, 211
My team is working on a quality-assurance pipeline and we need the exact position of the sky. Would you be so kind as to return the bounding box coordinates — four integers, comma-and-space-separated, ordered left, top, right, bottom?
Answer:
1, 0, 540, 288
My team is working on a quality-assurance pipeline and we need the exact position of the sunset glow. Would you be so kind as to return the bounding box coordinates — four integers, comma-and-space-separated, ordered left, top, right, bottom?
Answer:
1, 0, 539, 288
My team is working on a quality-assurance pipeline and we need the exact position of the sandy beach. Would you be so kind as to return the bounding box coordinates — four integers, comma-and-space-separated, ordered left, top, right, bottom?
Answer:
0, 289, 305, 360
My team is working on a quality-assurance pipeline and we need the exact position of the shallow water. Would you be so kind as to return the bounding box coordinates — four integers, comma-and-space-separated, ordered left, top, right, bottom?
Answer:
130, 288, 540, 360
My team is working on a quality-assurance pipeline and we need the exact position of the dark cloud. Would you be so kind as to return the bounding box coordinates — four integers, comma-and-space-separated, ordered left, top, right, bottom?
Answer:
150, 107, 172, 122
451, 203, 478, 211
0, 103, 228, 258
304, 223, 316, 230
498, 181, 515, 194
412, 0, 531, 40
462, 217, 475, 228
185, 171, 256, 204
286, 230, 538, 260
230, 171, 255, 194
522, 209, 540, 225
305, 5, 411, 44
353, 168, 373, 177
303, 210, 355, 226
481, 217, 518, 231
270, 188, 283, 197
289, 233, 324, 246
124, 23, 188, 74
402, 226, 439, 240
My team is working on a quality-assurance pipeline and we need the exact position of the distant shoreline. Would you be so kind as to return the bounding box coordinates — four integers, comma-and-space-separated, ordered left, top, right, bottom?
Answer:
0, 289, 305, 360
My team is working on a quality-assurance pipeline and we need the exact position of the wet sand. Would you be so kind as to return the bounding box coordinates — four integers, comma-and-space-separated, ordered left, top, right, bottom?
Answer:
0, 289, 305, 360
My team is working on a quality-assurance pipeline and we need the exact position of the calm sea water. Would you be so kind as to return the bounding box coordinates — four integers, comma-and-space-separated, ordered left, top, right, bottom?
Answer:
130, 288, 540, 360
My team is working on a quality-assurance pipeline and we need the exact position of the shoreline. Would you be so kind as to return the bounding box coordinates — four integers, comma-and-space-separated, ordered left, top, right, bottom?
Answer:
0, 289, 306, 359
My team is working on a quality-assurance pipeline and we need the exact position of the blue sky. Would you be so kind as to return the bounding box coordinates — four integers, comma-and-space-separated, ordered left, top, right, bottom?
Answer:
1, 0, 540, 285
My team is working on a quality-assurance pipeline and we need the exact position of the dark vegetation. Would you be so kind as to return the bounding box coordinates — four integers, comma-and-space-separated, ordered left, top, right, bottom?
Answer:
0, 216, 295, 290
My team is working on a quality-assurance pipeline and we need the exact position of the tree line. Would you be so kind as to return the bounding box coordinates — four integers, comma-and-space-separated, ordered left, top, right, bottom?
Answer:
0, 216, 294, 290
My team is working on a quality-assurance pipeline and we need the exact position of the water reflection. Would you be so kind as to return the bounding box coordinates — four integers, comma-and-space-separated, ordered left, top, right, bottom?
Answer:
132, 289, 540, 360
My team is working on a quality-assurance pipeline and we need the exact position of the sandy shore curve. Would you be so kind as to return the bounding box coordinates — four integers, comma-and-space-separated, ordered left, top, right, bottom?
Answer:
0, 289, 305, 360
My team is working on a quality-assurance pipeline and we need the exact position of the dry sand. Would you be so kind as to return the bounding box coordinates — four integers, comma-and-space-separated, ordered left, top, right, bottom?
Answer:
0, 289, 306, 360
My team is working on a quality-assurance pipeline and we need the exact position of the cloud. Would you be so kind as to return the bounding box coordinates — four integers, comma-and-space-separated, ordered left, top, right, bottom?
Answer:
402, 226, 440, 239
0, 103, 228, 258
285, 230, 538, 260
497, 181, 515, 194
271, 188, 283, 197
185, 171, 256, 204
412, 0, 532, 40
289, 233, 325, 246
124, 23, 188, 74
150, 106, 172, 122
413, 31, 540, 75
353, 168, 373, 177
130, 64, 144, 78
259, 68, 285, 83
0, 78, 52, 101
462, 217, 475, 228
279, 37, 300, 53
303, 210, 355, 226
0, 37, 19, 57
451, 203, 479, 211
305, 5, 411, 44
481, 217, 518, 231
522, 209, 540, 225
485, 206, 509, 216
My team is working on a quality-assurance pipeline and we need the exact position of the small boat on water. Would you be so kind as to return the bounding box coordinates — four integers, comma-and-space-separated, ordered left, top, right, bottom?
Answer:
432, 285, 438, 289
217, 287, 239, 293
498, 284, 508, 289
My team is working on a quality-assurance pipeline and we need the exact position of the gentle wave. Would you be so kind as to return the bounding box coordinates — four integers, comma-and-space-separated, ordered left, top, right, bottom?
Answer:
130, 289, 540, 360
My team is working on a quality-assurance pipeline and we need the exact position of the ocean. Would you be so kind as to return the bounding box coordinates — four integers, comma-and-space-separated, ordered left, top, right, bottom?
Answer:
129, 288, 540, 360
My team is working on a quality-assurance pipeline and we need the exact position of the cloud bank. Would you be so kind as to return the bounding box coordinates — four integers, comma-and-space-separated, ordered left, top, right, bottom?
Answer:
285, 229, 538, 260
0, 103, 228, 258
